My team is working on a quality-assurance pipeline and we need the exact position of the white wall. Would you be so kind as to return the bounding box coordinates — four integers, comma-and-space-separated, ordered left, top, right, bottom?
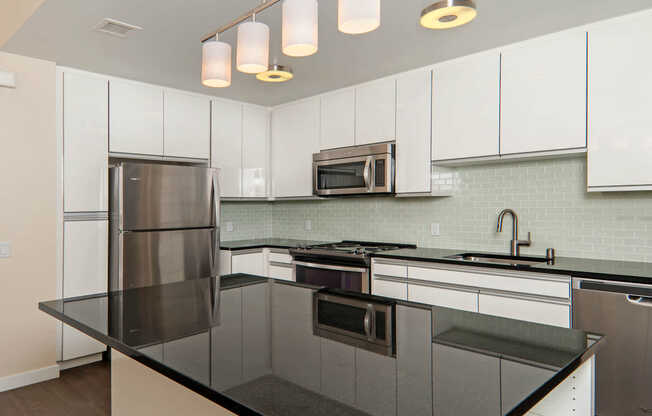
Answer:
0, 51, 58, 387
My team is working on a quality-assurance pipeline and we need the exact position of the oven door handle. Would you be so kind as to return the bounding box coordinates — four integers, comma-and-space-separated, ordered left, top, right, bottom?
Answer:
293, 261, 368, 274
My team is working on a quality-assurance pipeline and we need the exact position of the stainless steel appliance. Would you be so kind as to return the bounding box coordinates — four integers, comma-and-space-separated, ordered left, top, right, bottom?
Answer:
313, 142, 395, 196
313, 289, 395, 356
290, 241, 415, 293
573, 278, 652, 415
109, 162, 220, 291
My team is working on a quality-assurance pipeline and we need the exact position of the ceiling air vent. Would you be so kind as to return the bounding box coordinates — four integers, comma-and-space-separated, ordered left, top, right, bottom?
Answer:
93, 18, 143, 38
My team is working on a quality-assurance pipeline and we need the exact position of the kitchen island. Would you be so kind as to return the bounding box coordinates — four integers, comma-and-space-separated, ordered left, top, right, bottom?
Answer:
39, 275, 603, 416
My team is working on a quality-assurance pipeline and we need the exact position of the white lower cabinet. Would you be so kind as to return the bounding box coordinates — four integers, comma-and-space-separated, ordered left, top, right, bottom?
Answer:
372, 278, 407, 300
231, 251, 265, 276
408, 283, 478, 312
62, 220, 108, 361
478, 293, 570, 328
266, 249, 294, 281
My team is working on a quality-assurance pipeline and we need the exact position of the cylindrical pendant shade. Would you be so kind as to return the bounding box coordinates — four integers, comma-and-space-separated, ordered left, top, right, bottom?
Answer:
338, 0, 380, 34
282, 0, 318, 57
201, 39, 231, 88
236, 21, 270, 74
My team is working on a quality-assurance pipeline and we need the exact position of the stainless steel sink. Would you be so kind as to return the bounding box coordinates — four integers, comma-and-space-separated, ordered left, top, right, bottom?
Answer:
445, 253, 548, 266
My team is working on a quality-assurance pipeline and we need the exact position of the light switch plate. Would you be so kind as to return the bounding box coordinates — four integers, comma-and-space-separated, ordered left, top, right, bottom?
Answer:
305, 220, 312, 231
0, 242, 11, 258
226, 222, 234, 232
430, 223, 440, 237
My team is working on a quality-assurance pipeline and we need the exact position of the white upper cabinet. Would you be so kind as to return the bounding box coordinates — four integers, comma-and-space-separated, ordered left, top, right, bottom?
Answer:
320, 88, 355, 150
588, 10, 652, 191
163, 90, 210, 159
355, 78, 396, 145
500, 29, 587, 155
396, 69, 432, 194
272, 98, 320, 198
432, 50, 500, 161
211, 99, 242, 198
242, 105, 270, 197
62, 70, 108, 212
109, 79, 164, 156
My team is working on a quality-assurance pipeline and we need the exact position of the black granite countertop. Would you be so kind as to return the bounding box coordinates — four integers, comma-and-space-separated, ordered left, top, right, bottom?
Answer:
372, 247, 652, 284
220, 238, 332, 251
39, 275, 602, 416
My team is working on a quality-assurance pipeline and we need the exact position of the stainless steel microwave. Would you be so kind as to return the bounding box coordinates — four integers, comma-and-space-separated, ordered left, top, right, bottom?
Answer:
313, 142, 395, 196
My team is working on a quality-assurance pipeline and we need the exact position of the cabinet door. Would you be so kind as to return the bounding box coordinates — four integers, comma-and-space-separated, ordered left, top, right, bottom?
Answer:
63, 71, 108, 212
355, 347, 397, 416
478, 293, 570, 328
408, 283, 478, 312
320, 338, 355, 406
62, 220, 108, 360
271, 98, 320, 198
320, 89, 355, 150
163, 90, 210, 159
500, 29, 586, 155
372, 278, 407, 300
109, 80, 164, 155
396, 69, 432, 194
433, 344, 500, 416
242, 105, 269, 197
231, 251, 264, 276
588, 11, 652, 190
355, 78, 396, 145
432, 50, 500, 161
268, 264, 293, 281
211, 99, 242, 198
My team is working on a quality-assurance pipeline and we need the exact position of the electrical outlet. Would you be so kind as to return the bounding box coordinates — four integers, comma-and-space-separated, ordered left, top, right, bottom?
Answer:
226, 222, 234, 232
305, 220, 312, 231
0, 242, 11, 258
430, 223, 440, 237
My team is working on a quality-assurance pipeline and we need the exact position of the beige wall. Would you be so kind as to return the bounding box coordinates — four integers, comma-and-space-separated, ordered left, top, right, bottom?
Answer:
0, 0, 46, 47
0, 51, 57, 378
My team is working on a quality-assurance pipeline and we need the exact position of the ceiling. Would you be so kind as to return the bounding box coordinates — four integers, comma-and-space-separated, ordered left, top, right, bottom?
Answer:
3, 0, 651, 106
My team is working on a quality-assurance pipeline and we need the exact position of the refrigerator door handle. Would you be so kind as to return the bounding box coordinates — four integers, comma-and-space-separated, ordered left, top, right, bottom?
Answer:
211, 170, 221, 276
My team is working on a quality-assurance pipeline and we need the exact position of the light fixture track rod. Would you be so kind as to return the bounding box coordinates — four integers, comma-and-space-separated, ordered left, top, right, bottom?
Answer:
201, 0, 281, 43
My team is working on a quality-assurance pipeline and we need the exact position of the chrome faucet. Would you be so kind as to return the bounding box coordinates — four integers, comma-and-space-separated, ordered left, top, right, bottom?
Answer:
497, 209, 531, 256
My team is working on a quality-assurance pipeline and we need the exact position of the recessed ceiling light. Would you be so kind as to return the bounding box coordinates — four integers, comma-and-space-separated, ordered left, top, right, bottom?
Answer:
256, 64, 294, 83
93, 18, 143, 38
420, 0, 477, 30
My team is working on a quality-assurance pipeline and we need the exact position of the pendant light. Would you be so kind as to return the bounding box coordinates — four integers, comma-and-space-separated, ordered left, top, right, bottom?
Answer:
236, 16, 270, 74
420, 0, 477, 30
201, 36, 232, 88
282, 0, 318, 57
257, 64, 294, 83
338, 0, 380, 35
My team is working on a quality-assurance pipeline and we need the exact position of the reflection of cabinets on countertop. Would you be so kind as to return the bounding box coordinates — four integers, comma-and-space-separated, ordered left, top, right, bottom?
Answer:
371, 258, 571, 328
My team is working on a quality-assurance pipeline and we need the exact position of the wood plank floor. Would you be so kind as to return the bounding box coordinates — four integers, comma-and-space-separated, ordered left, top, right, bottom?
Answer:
0, 361, 109, 416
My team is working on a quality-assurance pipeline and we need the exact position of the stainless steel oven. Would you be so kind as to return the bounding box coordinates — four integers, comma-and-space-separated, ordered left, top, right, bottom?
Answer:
313, 290, 395, 356
293, 261, 370, 293
313, 142, 395, 196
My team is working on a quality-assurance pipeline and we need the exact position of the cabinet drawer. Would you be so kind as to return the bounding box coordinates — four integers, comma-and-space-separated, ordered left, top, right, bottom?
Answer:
478, 294, 570, 328
269, 264, 294, 281
408, 283, 478, 312
269, 251, 292, 264
408, 266, 569, 299
372, 278, 407, 300
373, 262, 407, 278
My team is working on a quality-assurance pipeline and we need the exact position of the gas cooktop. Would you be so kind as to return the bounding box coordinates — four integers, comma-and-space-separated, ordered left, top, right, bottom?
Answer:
290, 240, 416, 263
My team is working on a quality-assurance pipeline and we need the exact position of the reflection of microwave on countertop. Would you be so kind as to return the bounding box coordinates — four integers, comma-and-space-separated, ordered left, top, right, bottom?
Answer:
313, 141, 395, 196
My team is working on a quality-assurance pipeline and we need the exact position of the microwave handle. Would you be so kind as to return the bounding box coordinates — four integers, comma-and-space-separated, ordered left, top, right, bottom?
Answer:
364, 304, 375, 339
363, 157, 373, 191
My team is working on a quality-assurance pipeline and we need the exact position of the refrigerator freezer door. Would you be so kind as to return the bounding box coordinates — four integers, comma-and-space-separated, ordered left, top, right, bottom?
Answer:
121, 164, 216, 230
121, 228, 216, 290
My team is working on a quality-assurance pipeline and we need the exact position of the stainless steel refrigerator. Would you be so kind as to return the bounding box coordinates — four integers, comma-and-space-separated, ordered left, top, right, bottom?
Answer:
109, 162, 220, 291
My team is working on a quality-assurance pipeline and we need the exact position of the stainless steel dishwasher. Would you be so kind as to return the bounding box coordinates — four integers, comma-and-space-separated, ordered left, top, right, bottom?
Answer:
573, 278, 652, 415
